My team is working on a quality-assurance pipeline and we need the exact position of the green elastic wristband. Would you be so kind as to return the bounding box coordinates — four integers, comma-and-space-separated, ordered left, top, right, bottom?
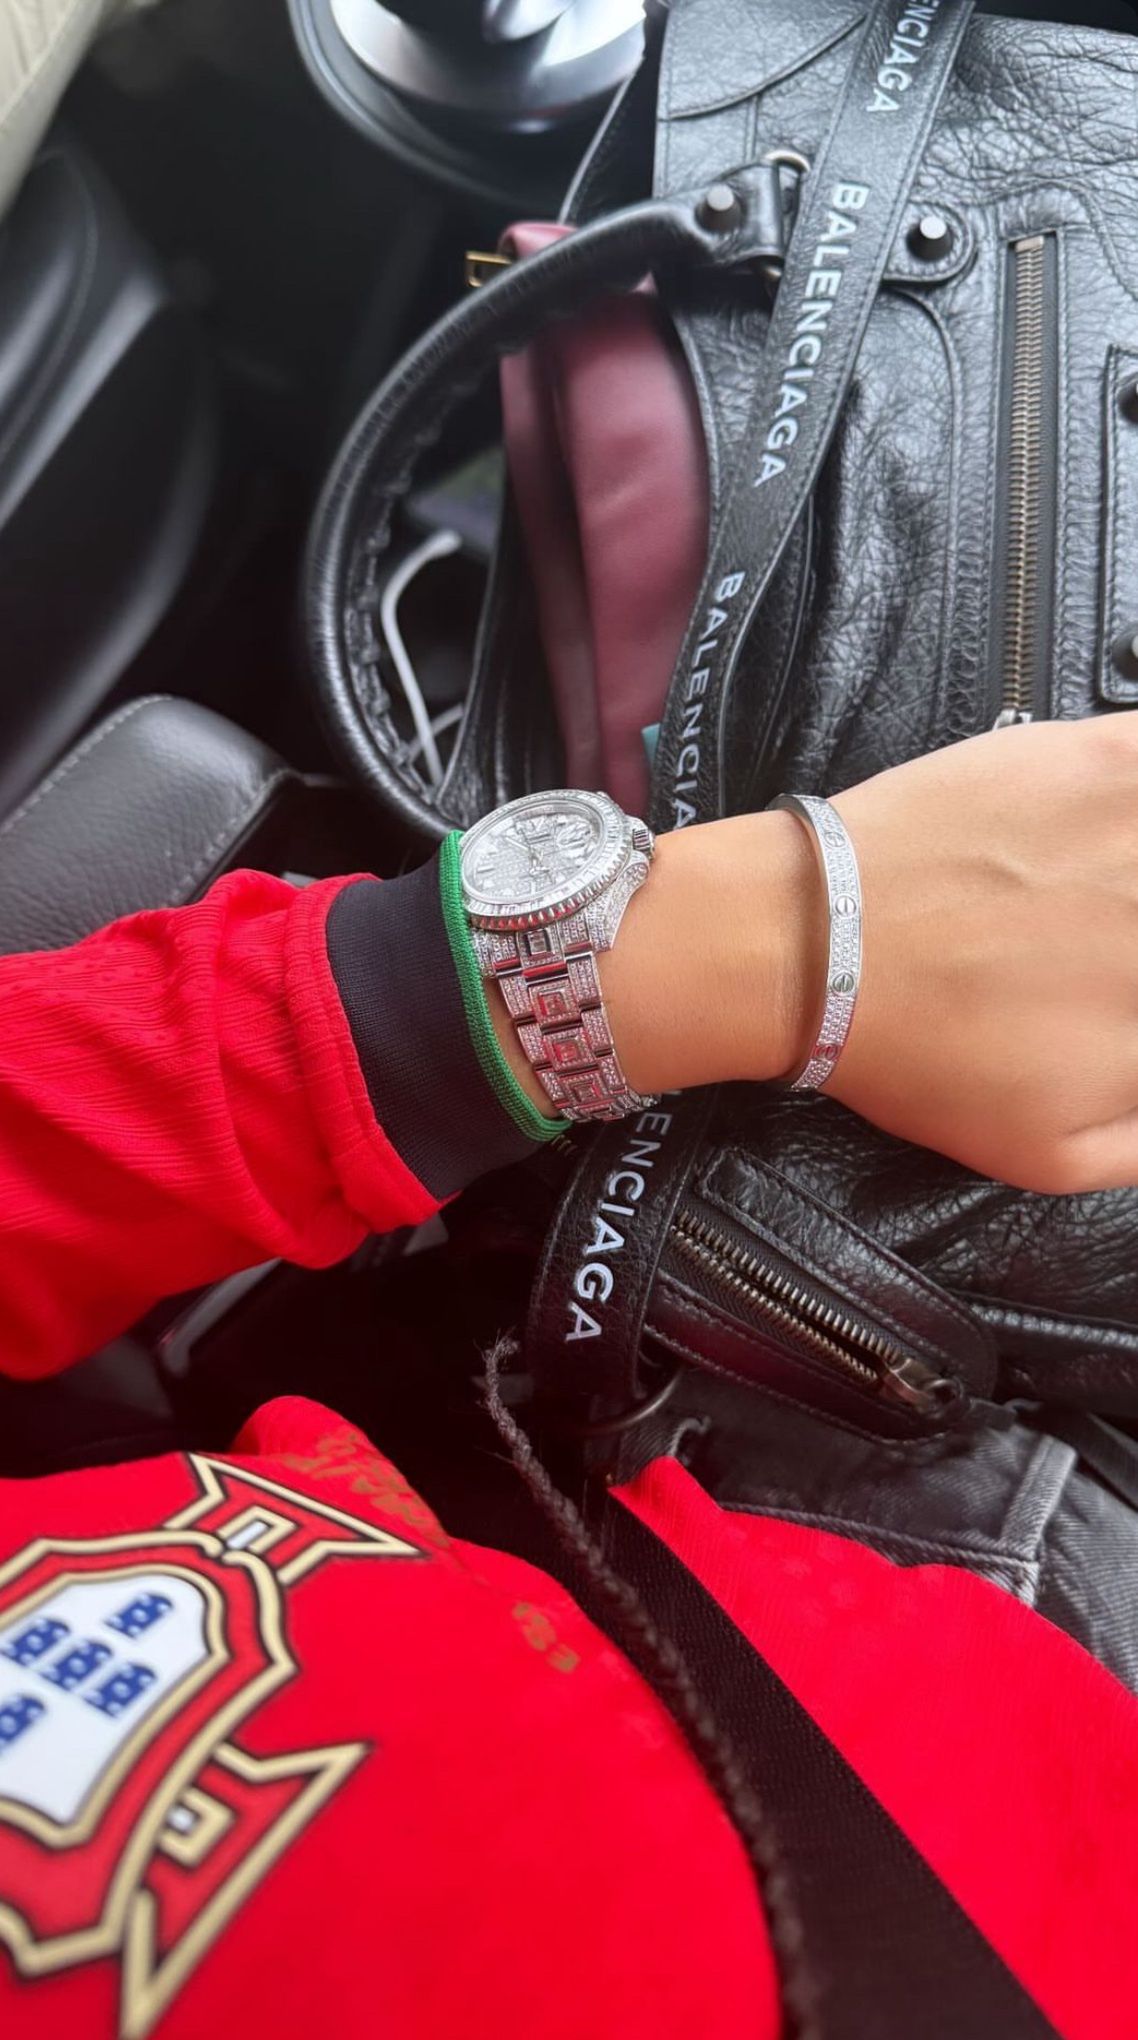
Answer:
438, 831, 570, 1146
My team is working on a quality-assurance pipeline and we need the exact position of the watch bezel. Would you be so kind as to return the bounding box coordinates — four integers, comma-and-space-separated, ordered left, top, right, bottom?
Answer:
460, 789, 632, 931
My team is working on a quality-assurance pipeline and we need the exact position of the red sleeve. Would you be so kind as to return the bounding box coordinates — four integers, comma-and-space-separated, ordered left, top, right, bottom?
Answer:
0, 871, 438, 1380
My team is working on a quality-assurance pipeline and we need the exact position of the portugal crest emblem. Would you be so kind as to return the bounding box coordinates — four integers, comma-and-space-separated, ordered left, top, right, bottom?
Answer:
0, 1454, 421, 2036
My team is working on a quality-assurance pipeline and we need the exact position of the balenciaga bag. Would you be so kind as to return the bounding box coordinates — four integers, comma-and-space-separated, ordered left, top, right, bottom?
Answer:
306, 0, 1138, 1442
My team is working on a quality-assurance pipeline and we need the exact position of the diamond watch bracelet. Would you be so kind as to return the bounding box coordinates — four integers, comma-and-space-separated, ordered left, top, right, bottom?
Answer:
458, 789, 658, 1124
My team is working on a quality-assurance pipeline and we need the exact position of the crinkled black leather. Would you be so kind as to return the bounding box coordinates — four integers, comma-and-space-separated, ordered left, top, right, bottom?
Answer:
638, 1, 1138, 1421
307, 0, 1138, 1424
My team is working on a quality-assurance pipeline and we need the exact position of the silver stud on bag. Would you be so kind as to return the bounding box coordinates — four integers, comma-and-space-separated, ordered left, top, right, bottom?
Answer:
770, 794, 864, 1094
908, 211, 954, 260
698, 182, 743, 231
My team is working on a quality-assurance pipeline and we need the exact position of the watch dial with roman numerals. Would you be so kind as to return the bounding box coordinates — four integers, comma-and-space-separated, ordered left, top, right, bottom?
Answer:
460, 791, 626, 929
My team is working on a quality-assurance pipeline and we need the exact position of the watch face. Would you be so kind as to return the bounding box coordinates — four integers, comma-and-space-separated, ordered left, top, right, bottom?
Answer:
460, 790, 628, 929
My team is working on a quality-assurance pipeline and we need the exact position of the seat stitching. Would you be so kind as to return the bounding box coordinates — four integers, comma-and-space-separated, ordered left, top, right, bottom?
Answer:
0, 696, 168, 842
169, 769, 294, 903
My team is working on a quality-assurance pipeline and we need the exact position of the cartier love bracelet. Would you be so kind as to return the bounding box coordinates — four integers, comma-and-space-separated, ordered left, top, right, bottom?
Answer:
771, 794, 864, 1094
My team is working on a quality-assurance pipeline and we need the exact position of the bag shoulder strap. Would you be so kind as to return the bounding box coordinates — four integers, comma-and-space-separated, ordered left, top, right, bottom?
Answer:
651, 0, 975, 827
604, 1497, 1059, 2040
528, 0, 977, 1404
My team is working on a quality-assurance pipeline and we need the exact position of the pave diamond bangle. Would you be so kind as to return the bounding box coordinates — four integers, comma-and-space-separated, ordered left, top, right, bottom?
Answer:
771, 793, 864, 1094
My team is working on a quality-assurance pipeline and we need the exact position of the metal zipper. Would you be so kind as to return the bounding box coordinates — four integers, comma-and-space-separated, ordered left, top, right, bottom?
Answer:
993, 232, 1058, 727
671, 1208, 952, 1416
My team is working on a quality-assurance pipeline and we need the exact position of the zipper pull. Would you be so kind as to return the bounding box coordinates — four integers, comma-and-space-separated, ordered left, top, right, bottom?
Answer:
879, 1350, 956, 1414
993, 707, 1033, 730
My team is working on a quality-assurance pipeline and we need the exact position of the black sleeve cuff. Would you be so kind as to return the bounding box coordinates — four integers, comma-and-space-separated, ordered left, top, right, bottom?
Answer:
325, 858, 554, 1202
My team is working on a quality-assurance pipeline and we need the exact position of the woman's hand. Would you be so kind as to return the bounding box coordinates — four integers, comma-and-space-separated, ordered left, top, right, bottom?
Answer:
824, 716, 1138, 1193
588, 714, 1138, 1196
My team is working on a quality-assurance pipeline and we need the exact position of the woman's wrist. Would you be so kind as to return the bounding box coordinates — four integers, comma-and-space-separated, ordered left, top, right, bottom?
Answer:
488, 809, 823, 1113
601, 810, 822, 1093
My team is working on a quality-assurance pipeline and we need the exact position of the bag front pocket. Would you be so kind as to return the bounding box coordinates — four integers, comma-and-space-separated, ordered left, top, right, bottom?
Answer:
646, 1143, 999, 1437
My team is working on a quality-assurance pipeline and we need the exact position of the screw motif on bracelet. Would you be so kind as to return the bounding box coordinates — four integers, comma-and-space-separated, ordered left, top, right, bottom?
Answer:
771, 793, 864, 1092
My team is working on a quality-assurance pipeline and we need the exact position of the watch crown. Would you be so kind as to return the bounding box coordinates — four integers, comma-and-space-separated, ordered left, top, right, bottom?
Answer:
631, 822, 654, 855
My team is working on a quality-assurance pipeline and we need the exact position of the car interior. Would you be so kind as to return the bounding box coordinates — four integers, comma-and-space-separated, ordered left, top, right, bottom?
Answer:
1, 0, 1134, 1551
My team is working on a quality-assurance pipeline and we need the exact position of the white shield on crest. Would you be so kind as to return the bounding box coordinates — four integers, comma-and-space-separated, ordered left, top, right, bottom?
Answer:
0, 1572, 211, 1827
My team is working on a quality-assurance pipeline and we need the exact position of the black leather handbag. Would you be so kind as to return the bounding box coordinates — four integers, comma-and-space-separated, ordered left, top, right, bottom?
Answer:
306, 0, 1138, 1443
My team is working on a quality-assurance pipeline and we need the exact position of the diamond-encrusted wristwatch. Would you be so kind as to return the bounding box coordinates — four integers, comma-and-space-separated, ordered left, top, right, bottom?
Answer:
459, 789, 657, 1123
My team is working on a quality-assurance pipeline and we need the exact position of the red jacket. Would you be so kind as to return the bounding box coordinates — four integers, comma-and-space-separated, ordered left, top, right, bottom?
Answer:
0, 870, 1134, 2039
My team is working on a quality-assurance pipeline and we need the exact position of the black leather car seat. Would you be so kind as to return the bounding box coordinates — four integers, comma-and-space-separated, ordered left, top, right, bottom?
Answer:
0, 693, 296, 956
